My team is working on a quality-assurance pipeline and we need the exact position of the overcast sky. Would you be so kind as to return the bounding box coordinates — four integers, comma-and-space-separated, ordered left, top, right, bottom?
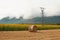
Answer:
0, 0, 60, 19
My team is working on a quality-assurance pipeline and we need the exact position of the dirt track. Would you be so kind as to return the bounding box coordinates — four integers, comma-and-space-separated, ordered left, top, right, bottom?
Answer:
0, 30, 60, 40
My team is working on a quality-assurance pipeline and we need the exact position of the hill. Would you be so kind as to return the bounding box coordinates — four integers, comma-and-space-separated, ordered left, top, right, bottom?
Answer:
0, 16, 60, 24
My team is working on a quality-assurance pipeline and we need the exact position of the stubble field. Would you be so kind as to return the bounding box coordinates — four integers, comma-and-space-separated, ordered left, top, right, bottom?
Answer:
0, 30, 60, 40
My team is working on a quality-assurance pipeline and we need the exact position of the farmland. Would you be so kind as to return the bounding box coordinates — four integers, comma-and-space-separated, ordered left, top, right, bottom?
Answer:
0, 24, 60, 40
0, 30, 60, 40
0, 24, 60, 31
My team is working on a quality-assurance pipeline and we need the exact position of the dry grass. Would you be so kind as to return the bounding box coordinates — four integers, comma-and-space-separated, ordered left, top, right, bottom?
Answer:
0, 30, 60, 40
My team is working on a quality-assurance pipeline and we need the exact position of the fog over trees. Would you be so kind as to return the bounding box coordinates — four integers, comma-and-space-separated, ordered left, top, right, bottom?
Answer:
0, 16, 60, 24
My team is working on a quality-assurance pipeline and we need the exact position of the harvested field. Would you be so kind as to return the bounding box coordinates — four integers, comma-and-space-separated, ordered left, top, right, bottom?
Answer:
0, 30, 60, 40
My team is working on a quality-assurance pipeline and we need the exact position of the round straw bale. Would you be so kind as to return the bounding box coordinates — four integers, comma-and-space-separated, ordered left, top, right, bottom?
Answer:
28, 25, 37, 32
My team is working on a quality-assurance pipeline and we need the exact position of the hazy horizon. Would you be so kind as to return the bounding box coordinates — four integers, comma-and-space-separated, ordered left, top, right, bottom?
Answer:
0, 0, 60, 19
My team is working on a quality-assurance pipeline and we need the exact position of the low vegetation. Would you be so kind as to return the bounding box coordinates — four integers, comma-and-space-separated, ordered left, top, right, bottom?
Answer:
0, 24, 60, 31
